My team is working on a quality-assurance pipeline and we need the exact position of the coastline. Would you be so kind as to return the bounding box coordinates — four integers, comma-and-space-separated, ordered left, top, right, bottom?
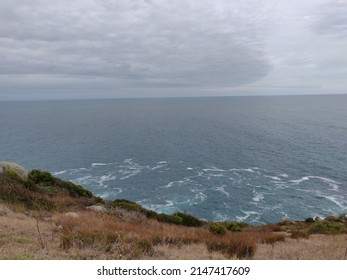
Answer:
1, 166, 346, 260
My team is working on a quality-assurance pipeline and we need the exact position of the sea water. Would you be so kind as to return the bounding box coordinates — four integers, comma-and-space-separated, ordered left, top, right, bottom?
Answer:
1, 95, 346, 224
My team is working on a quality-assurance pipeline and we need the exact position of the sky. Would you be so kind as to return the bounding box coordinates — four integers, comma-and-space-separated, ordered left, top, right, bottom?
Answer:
0, 0, 347, 100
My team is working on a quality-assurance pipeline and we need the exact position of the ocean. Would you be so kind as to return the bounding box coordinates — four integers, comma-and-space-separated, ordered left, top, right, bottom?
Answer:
1, 95, 346, 224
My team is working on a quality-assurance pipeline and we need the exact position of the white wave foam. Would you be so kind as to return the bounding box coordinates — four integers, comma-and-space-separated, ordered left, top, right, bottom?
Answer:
92, 163, 107, 166
290, 176, 340, 191
149, 161, 168, 170
241, 168, 255, 173
100, 174, 116, 182
236, 211, 260, 222
290, 176, 310, 184
141, 200, 175, 212
203, 166, 225, 172
317, 192, 345, 209
252, 190, 264, 202
215, 185, 230, 197
187, 167, 193, 170
52, 170, 67, 175
280, 173, 289, 178
192, 191, 207, 204
265, 175, 281, 181
208, 173, 224, 177
162, 182, 174, 189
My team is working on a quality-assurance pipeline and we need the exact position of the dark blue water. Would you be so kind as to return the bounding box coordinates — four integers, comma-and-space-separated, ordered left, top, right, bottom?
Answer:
1, 95, 346, 224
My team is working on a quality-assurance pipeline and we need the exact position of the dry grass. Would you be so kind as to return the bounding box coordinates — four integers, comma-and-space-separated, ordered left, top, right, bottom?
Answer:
1, 171, 346, 260
0, 174, 93, 212
254, 234, 347, 260
1, 204, 347, 260
55, 210, 295, 259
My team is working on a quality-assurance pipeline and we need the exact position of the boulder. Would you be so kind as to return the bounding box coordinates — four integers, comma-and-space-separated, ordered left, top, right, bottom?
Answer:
0, 162, 29, 180
65, 212, 80, 219
86, 205, 107, 212
0, 203, 12, 216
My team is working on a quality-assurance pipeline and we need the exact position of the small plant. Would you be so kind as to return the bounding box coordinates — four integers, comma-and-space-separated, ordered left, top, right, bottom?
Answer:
305, 217, 315, 223
4, 169, 21, 180
260, 233, 286, 245
54, 178, 93, 198
308, 220, 345, 235
206, 235, 256, 259
112, 199, 146, 213
174, 212, 204, 227
290, 231, 310, 239
225, 221, 242, 232
156, 213, 183, 225
28, 170, 54, 185
209, 223, 227, 236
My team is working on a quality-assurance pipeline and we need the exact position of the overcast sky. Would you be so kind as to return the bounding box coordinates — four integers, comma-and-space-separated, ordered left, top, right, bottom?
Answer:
1, 0, 346, 100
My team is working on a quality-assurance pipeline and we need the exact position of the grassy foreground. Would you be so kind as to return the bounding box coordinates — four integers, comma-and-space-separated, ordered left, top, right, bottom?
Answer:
0, 169, 346, 260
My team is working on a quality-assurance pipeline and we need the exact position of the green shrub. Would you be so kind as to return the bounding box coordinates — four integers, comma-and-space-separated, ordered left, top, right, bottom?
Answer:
4, 169, 21, 180
145, 210, 159, 219
209, 223, 227, 236
93, 196, 105, 204
324, 216, 343, 223
174, 212, 204, 227
308, 220, 345, 235
304, 217, 315, 223
156, 213, 183, 225
225, 221, 242, 232
54, 178, 93, 198
112, 199, 146, 213
28, 170, 55, 185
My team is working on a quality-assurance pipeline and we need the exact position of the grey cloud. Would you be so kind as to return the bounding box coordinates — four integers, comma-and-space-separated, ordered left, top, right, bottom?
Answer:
0, 0, 274, 97
312, 0, 347, 36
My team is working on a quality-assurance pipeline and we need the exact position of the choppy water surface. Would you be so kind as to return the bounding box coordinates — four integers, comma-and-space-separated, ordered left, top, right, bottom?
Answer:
1, 95, 346, 224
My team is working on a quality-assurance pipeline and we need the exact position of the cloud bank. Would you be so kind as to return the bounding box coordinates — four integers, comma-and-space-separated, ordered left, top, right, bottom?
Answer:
0, 0, 346, 99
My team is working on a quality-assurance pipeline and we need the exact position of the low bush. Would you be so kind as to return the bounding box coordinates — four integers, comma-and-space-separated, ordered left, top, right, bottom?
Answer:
308, 220, 345, 235
206, 234, 256, 259
4, 169, 21, 180
156, 213, 183, 225
290, 231, 310, 239
54, 178, 93, 198
111, 200, 204, 227
260, 233, 286, 245
225, 221, 242, 232
112, 199, 146, 213
174, 212, 204, 227
28, 170, 54, 185
305, 217, 315, 223
209, 223, 227, 236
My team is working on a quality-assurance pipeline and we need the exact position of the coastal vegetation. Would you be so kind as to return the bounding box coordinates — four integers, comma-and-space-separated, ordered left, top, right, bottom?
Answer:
0, 165, 347, 260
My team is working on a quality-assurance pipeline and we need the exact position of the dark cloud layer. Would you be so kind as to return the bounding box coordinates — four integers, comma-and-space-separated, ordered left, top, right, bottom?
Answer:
0, 0, 276, 98
313, 0, 347, 36
1, 0, 346, 99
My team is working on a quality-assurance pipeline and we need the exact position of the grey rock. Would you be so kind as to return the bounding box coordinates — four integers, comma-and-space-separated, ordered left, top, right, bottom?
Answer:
0, 162, 29, 179
87, 205, 107, 212
0, 203, 11, 216
53, 225, 63, 232
65, 212, 80, 219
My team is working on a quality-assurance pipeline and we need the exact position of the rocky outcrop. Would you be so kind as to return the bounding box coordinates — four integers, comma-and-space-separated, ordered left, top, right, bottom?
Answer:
0, 203, 12, 216
65, 212, 80, 219
87, 205, 107, 212
0, 162, 29, 179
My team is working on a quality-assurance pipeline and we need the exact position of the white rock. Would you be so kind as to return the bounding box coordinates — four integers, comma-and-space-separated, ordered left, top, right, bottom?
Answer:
0, 162, 29, 179
65, 212, 80, 218
0, 203, 11, 216
87, 205, 107, 212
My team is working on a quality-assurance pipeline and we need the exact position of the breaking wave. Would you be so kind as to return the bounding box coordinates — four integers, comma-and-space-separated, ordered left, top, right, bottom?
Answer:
53, 159, 347, 224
